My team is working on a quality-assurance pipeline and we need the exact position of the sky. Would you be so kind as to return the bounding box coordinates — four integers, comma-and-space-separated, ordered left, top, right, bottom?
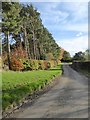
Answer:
20, 1, 88, 56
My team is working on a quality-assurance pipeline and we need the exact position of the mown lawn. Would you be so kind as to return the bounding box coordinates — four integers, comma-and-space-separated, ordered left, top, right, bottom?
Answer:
2, 65, 62, 111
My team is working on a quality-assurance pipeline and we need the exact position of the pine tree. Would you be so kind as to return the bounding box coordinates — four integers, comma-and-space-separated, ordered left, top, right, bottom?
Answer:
2, 2, 21, 69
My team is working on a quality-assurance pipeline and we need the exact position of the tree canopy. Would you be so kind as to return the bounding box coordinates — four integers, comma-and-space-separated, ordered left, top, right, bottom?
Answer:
61, 50, 71, 62
2, 2, 63, 70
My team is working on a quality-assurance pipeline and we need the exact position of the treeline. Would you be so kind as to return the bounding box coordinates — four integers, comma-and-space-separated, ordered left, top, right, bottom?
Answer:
61, 50, 71, 62
2, 2, 62, 71
72, 49, 90, 62
61, 49, 90, 63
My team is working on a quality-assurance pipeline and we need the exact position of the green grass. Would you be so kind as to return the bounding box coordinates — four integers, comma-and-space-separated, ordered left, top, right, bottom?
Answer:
2, 65, 62, 111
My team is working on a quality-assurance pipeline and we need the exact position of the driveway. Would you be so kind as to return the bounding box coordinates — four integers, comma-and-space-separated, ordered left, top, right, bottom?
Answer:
10, 64, 88, 118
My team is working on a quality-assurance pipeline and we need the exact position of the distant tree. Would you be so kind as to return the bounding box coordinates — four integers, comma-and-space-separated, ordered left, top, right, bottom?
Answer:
46, 53, 54, 61
61, 51, 71, 62
73, 51, 85, 61
84, 49, 90, 61
58, 48, 64, 61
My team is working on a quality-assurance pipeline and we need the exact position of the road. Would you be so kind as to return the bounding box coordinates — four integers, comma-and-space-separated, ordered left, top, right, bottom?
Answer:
10, 64, 88, 118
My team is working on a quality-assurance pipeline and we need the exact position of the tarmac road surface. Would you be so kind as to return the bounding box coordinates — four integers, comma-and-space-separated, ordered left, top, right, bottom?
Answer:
10, 64, 88, 118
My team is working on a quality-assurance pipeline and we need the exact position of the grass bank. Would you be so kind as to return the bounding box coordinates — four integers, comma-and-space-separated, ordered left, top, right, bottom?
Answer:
2, 65, 62, 111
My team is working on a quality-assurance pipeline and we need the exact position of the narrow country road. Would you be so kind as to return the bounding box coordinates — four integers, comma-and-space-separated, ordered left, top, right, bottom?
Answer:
10, 64, 88, 118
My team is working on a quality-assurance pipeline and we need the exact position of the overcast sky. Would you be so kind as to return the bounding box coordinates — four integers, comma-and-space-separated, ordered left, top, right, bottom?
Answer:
20, 1, 88, 56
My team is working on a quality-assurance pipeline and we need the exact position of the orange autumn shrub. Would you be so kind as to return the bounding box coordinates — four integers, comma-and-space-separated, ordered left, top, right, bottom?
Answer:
11, 57, 24, 71
10, 47, 27, 71
43, 60, 51, 70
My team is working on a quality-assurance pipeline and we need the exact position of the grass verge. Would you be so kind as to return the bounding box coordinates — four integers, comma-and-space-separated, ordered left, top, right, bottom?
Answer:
2, 65, 62, 112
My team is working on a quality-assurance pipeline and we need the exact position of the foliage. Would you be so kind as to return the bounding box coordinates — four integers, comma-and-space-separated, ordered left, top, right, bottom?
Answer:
49, 60, 55, 68
46, 53, 54, 60
2, 65, 62, 110
58, 48, 64, 61
23, 60, 32, 70
30, 60, 39, 70
61, 50, 71, 62
84, 49, 90, 61
10, 58, 24, 71
38, 60, 44, 70
10, 47, 27, 71
72, 51, 85, 61
23, 60, 51, 71
2, 2, 22, 69
2, 51, 8, 66
2, 3, 61, 70
43, 60, 51, 70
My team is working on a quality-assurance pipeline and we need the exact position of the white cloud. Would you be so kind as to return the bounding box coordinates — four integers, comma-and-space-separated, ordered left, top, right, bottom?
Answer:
76, 32, 83, 37
38, 2, 69, 25
57, 35, 88, 56
48, 23, 88, 33
39, 3, 88, 33
65, 3, 88, 23
64, 23, 88, 33
41, 10, 69, 24
73, 3, 88, 22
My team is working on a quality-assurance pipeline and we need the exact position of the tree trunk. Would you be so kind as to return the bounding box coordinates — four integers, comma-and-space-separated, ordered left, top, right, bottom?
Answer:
27, 39, 31, 59
24, 27, 31, 59
7, 31, 11, 70
32, 31, 36, 60
24, 27, 28, 53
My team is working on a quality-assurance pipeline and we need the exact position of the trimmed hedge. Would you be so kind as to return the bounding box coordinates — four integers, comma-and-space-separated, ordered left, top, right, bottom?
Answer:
23, 60, 52, 71
71, 61, 90, 72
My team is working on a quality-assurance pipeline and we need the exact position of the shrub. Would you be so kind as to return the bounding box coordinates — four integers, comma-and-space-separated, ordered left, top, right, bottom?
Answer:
11, 58, 52, 71
10, 47, 27, 71
49, 60, 55, 68
30, 60, 38, 70
43, 61, 51, 70
57, 60, 61, 65
23, 60, 39, 71
23, 60, 32, 70
38, 60, 45, 70
11, 58, 24, 71
47, 62, 51, 69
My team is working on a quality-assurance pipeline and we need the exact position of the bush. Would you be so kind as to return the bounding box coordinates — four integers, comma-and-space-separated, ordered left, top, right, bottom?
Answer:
11, 58, 24, 71
43, 61, 51, 70
49, 60, 55, 68
9, 47, 27, 71
47, 62, 51, 69
11, 58, 52, 71
30, 60, 38, 70
38, 60, 45, 70
23, 60, 32, 70
23, 60, 39, 71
